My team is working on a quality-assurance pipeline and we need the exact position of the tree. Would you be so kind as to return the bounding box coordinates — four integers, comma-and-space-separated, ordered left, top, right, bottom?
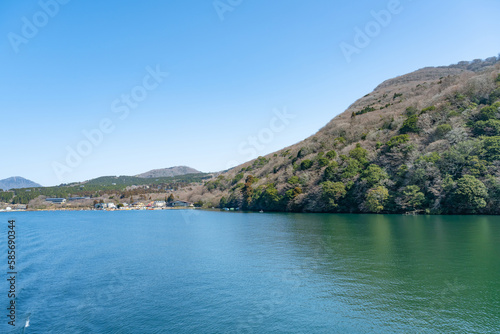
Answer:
288, 176, 300, 185
399, 185, 425, 211
386, 134, 409, 149
321, 181, 347, 209
341, 158, 361, 179
326, 150, 337, 160
241, 175, 256, 209
472, 119, 500, 136
285, 187, 302, 201
257, 184, 282, 210
435, 124, 452, 138
476, 102, 500, 121
365, 186, 389, 213
317, 157, 329, 167
324, 162, 339, 181
300, 159, 313, 170
219, 196, 227, 208
400, 114, 420, 134
454, 175, 488, 213
482, 136, 500, 161
349, 143, 368, 165
167, 194, 175, 203
361, 164, 388, 187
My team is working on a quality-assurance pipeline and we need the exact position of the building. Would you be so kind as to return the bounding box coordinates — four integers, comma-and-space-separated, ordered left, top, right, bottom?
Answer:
67, 197, 90, 201
170, 200, 193, 207
154, 201, 166, 208
94, 203, 117, 209
46, 198, 67, 204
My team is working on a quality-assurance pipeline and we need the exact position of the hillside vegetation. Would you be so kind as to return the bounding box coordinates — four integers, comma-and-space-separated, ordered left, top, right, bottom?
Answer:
135, 166, 201, 178
186, 57, 500, 214
0, 173, 210, 205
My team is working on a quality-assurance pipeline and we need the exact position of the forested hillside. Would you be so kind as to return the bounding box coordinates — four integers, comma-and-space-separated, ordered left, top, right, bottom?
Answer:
187, 57, 500, 214
0, 173, 210, 205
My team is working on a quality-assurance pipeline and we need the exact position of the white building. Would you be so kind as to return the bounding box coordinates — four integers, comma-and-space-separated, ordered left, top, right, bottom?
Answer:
154, 201, 166, 208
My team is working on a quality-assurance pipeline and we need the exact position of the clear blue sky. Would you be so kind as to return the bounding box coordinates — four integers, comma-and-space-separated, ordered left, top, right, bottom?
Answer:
1, 0, 499, 186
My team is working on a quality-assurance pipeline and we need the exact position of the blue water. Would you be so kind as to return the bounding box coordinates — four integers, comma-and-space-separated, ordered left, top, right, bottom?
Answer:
1, 211, 499, 333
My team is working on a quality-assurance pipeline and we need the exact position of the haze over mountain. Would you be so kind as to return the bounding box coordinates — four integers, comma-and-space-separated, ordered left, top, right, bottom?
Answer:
0, 177, 42, 190
135, 166, 201, 178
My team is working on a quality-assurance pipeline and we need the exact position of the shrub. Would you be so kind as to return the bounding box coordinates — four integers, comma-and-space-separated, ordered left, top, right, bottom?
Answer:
285, 187, 302, 201
472, 119, 500, 136
405, 106, 418, 116
280, 150, 291, 157
326, 150, 337, 160
323, 162, 339, 181
253, 156, 269, 168
232, 173, 244, 185
435, 124, 452, 138
489, 88, 500, 104
341, 158, 361, 179
386, 134, 410, 149
421, 106, 436, 113
349, 143, 368, 165
318, 157, 330, 167
476, 102, 500, 121
288, 176, 300, 185
300, 159, 313, 170
334, 137, 346, 146
400, 114, 420, 134
355, 106, 376, 116
418, 152, 441, 164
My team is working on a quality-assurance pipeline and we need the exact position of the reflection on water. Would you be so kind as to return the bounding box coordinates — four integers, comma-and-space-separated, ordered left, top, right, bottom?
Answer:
1, 211, 498, 333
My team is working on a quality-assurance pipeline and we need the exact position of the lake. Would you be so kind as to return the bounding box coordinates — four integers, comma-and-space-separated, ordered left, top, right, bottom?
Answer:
1, 211, 499, 333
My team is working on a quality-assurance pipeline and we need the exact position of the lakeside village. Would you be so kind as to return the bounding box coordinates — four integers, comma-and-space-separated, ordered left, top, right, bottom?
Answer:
0, 197, 196, 212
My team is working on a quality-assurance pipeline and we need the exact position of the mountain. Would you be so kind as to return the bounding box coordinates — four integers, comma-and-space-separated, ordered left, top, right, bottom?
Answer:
183, 56, 500, 215
0, 177, 42, 190
135, 166, 201, 178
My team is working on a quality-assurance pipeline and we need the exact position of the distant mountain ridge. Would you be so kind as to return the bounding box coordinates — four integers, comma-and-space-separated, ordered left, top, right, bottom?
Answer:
0, 177, 41, 190
135, 166, 201, 178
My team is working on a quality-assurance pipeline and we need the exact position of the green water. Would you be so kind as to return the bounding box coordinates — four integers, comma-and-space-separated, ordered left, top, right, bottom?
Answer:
281, 213, 500, 333
2, 211, 499, 333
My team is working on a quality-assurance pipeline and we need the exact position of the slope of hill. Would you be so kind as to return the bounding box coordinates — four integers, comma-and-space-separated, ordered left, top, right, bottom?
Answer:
83, 173, 209, 187
184, 57, 500, 215
135, 166, 201, 178
0, 177, 41, 190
